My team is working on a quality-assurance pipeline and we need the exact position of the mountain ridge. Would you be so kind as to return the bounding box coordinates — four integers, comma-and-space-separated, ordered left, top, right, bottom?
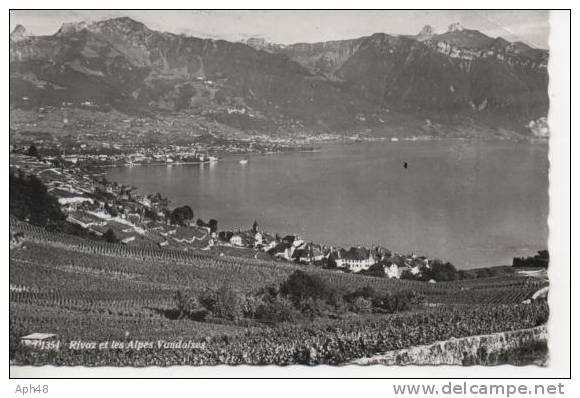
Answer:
10, 17, 549, 137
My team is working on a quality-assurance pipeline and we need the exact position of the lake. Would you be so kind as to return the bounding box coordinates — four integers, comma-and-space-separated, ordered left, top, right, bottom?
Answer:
107, 140, 549, 269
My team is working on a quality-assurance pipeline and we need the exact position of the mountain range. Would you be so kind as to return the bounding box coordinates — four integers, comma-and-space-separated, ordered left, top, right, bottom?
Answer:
10, 17, 549, 137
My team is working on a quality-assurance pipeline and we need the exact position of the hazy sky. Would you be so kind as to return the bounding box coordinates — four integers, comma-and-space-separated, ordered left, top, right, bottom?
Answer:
10, 10, 550, 49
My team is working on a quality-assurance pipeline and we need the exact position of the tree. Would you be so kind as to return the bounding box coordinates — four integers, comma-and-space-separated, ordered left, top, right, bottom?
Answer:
9, 172, 64, 227
351, 296, 373, 313
513, 250, 549, 268
170, 205, 194, 225
370, 291, 421, 313
200, 285, 243, 322
182, 205, 194, 220
25, 145, 40, 160
104, 203, 118, 217
344, 286, 377, 302
252, 220, 259, 234
208, 219, 218, 233
144, 208, 158, 221
218, 231, 233, 242
421, 260, 458, 281
254, 295, 300, 323
103, 228, 119, 243
174, 290, 209, 321
280, 270, 333, 307
400, 269, 416, 280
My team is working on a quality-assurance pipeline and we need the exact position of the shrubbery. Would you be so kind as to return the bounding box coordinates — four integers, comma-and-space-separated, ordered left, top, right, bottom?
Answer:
513, 250, 549, 268
10, 172, 65, 227
421, 260, 459, 281
280, 270, 335, 306
343, 286, 424, 314
103, 228, 120, 243
199, 285, 244, 322
174, 270, 424, 326
170, 205, 194, 226
24, 145, 41, 160
174, 290, 210, 321
253, 293, 301, 323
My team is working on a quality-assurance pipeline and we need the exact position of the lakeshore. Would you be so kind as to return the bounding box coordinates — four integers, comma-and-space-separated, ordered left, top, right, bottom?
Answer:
108, 140, 549, 269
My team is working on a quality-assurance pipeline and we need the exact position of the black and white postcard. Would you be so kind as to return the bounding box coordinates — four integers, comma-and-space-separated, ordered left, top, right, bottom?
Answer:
7, 9, 572, 382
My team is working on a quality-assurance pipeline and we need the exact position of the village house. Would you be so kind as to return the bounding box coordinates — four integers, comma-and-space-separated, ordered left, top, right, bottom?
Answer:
329, 248, 346, 267
281, 235, 304, 248
229, 234, 244, 247
278, 246, 296, 261
231, 231, 257, 247
137, 197, 152, 208
383, 262, 412, 279
261, 239, 277, 252
256, 232, 276, 250
254, 232, 263, 246
297, 243, 325, 264
334, 247, 377, 273
410, 265, 422, 275
374, 246, 392, 260
268, 241, 295, 261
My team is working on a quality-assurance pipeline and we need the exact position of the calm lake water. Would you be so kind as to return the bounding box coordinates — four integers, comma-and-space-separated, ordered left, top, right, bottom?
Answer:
107, 141, 549, 269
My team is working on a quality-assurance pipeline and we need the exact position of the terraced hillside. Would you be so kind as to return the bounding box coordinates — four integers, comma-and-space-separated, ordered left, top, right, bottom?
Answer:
10, 221, 549, 366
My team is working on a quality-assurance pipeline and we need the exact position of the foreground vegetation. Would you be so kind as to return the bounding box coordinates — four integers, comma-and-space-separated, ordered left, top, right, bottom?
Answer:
9, 219, 549, 366
11, 301, 548, 366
